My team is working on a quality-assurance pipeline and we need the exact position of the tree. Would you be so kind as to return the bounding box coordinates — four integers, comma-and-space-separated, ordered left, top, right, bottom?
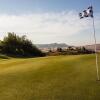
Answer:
1, 32, 45, 57
57, 47, 63, 52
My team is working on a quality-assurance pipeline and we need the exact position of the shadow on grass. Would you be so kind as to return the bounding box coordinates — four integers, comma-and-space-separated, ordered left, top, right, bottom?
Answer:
1, 54, 46, 59
0, 54, 9, 59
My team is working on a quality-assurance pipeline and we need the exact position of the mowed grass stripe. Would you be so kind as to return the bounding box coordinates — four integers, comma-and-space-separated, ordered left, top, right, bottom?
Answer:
0, 55, 82, 74
0, 54, 100, 100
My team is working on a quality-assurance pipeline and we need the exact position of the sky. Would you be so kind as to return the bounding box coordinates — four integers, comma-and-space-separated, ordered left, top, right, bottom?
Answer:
0, 0, 100, 45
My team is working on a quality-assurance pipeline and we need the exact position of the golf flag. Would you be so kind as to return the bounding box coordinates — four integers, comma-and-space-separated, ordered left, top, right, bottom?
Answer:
79, 5, 100, 81
79, 6, 93, 19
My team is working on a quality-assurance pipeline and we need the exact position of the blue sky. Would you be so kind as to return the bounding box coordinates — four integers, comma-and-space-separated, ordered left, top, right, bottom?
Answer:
0, 0, 100, 45
0, 0, 100, 14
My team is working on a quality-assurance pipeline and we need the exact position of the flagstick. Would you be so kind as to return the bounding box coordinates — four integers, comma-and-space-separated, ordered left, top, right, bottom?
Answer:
92, 16, 99, 81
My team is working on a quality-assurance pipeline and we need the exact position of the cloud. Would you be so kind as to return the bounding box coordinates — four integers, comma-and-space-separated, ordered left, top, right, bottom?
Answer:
0, 11, 100, 44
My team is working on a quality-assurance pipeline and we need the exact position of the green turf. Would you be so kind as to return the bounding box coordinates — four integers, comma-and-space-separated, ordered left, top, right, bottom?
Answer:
0, 54, 100, 100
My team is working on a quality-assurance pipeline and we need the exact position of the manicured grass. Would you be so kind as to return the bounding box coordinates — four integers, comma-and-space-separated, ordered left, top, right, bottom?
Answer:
0, 54, 100, 100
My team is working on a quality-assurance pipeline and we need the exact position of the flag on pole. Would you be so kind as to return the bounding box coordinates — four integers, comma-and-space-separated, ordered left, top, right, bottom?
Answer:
79, 5, 100, 81
79, 6, 93, 19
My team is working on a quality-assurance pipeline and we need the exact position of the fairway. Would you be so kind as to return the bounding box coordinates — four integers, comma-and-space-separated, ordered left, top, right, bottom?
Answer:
0, 54, 100, 100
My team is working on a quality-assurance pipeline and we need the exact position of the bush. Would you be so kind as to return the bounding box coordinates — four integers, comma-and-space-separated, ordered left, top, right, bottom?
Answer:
0, 33, 45, 57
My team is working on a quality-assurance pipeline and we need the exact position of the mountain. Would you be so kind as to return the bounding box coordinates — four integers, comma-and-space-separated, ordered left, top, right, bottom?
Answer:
36, 43, 69, 49
36, 43, 100, 52
85, 44, 100, 51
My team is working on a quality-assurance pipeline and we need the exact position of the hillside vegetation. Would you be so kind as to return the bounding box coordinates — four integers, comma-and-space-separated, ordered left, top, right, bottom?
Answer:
0, 54, 100, 100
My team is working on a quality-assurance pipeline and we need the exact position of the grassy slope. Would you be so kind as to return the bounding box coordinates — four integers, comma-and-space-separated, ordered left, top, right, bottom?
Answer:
0, 54, 100, 100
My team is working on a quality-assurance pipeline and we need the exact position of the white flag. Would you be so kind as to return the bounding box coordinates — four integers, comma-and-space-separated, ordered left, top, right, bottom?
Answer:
79, 6, 93, 19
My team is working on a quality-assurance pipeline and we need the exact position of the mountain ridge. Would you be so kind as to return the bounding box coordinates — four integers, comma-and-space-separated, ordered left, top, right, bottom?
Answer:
36, 43, 100, 51
36, 43, 69, 48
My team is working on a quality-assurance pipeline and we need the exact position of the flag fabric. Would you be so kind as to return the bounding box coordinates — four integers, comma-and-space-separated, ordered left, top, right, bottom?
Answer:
79, 6, 93, 19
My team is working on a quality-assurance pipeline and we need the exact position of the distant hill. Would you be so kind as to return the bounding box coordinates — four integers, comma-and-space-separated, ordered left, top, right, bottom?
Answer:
85, 44, 100, 51
36, 43, 69, 49
36, 43, 100, 52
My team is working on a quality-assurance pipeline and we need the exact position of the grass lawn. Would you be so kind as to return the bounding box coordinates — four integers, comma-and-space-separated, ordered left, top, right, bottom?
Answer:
0, 54, 100, 100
